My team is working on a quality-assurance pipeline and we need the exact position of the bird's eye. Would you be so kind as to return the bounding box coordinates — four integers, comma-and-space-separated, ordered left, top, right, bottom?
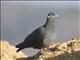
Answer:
52, 14, 55, 15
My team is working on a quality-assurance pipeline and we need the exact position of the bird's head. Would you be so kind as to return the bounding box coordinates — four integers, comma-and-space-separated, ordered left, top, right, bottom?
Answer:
47, 12, 59, 19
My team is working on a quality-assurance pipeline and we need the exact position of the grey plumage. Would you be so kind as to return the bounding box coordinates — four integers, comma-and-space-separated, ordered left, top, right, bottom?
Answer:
16, 12, 58, 52
16, 27, 44, 52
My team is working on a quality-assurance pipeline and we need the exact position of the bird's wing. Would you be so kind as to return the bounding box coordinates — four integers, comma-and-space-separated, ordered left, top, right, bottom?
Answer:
23, 27, 44, 48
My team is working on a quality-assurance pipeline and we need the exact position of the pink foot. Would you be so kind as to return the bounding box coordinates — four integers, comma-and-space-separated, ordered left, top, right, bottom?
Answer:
41, 48, 50, 52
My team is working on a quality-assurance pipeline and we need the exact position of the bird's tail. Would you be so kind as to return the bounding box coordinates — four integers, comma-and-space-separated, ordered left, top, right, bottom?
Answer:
16, 43, 25, 52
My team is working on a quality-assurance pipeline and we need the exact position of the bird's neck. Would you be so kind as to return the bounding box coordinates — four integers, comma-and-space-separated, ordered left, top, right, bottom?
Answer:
43, 17, 55, 31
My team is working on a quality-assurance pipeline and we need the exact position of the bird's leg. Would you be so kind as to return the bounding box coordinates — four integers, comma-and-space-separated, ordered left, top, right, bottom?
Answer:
41, 48, 50, 52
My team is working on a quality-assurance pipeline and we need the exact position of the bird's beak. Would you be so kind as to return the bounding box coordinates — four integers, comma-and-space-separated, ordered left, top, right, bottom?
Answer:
55, 15, 59, 17
56, 15, 59, 19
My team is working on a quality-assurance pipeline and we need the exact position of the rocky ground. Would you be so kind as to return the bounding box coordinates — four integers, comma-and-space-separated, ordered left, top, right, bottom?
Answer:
0, 40, 27, 60
28, 38, 80, 60
0, 38, 80, 60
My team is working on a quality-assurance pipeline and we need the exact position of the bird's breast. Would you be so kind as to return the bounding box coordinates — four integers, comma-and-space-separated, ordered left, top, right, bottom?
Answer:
43, 31, 57, 47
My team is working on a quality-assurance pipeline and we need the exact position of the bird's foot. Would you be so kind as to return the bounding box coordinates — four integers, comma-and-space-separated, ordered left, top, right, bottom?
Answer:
41, 48, 50, 52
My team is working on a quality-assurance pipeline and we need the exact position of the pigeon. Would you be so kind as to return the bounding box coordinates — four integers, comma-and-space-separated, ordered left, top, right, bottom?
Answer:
16, 12, 58, 52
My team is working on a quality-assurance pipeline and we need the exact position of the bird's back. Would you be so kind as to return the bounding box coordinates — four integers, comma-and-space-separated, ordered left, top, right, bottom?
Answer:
16, 27, 44, 52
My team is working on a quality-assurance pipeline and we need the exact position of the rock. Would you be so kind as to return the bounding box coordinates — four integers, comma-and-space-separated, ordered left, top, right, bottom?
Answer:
26, 38, 80, 60
1, 38, 80, 60
0, 40, 27, 60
